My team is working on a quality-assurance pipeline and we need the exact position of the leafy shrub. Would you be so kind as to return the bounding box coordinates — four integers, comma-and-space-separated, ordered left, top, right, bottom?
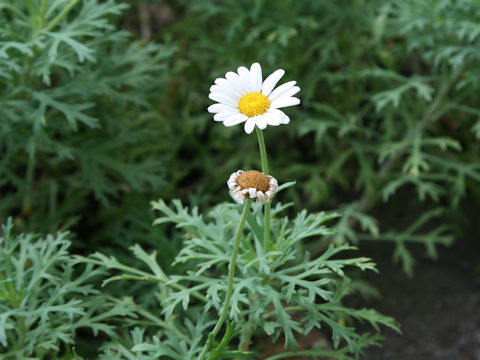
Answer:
82, 198, 399, 359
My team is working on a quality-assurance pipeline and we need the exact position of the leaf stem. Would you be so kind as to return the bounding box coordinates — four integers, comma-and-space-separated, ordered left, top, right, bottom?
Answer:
207, 322, 235, 360
198, 199, 252, 360
44, 0, 80, 33
255, 128, 272, 250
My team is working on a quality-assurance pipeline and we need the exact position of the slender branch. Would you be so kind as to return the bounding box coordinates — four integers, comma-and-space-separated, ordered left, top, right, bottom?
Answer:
198, 199, 253, 360
213, 199, 251, 332
44, 0, 80, 33
255, 128, 272, 249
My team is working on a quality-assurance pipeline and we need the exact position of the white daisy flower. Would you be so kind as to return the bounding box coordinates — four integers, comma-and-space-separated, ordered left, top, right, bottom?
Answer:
227, 170, 279, 204
208, 63, 300, 134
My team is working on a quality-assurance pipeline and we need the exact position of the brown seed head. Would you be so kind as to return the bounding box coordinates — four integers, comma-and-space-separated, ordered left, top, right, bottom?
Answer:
236, 170, 270, 192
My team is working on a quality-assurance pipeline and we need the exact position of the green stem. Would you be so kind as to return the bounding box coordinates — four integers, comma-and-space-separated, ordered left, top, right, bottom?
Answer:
40, 0, 48, 28
44, 0, 80, 33
264, 203, 271, 249
255, 128, 271, 250
255, 128, 269, 175
207, 322, 235, 360
198, 199, 253, 360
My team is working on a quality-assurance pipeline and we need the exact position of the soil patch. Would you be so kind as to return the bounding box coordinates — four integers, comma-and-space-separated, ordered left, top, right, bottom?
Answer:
359, 241, 480, 360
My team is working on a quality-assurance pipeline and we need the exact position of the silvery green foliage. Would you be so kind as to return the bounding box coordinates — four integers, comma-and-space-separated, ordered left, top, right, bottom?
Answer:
0, 0, 175, 233
86, 197, 399, 359
0, 219, 139, 359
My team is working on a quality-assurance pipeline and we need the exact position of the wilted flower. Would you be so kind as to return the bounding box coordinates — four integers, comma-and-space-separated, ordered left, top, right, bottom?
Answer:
208, 63, 300, 134
227, 170, 278, 204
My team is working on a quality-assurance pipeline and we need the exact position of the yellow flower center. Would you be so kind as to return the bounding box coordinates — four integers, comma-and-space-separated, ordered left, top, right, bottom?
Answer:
238, 92, 270, 117
237, 170, 270, 192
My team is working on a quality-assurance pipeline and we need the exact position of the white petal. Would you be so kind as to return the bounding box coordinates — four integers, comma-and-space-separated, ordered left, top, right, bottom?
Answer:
209, 92, 237, 107
237, 66, 253, 93
256, 191, 266, 203
268, 176, 279, 189
250, 63, 262, 92
227, 179, 237, 190
271, 86, 300, 102
223, 113, 248, 127
270, 96, 300, 109
226, 71, 246, 95
263, 113, 282, 126
279, 114, 290, 124
208, 103, 235, 113
268, 81, 298, 101
262, 69, 285, 96
268, 108, 290, 124
237, 66, 249, 75
255, 115, 267, 129
233, 190, 245, 204
244, 117, 256, 134
215, 78, 240, 96
214, 111, 239, 121
214, 77, 225, 85
210, 84, 239, 99
227, 182, 238, 191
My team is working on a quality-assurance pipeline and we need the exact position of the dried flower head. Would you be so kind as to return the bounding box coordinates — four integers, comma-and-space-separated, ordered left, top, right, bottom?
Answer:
208, 63, 300, 134
227, 170, 278, 204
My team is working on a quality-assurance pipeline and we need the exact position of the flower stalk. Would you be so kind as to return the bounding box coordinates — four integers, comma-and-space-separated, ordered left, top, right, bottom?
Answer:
255, 128, 269, 175
199, 198, 253, 360
256, 128, 272, 249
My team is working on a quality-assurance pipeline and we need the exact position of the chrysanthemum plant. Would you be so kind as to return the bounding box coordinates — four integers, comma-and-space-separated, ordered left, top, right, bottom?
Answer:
88, 63, 399, 359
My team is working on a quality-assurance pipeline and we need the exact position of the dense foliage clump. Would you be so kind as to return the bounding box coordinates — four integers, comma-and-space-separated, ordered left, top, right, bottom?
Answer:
0, 0, 175, 242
